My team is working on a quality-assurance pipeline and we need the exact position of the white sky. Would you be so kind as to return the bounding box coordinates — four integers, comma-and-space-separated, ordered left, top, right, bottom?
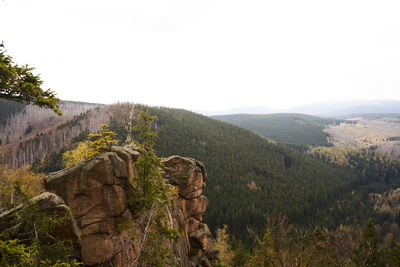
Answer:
1, 0, 400, 111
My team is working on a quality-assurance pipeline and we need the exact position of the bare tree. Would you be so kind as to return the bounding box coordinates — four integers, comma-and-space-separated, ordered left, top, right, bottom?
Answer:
109, 102, 136, 144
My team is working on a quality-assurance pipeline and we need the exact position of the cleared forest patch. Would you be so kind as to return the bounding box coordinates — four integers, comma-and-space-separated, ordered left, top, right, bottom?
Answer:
324, 116, 400, 159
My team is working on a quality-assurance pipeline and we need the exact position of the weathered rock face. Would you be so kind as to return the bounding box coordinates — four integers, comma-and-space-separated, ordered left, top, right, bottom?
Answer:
162, 156, 218, 265
42, 145, 217, 266
162, 156, 218, 266
0, 192, 82, 260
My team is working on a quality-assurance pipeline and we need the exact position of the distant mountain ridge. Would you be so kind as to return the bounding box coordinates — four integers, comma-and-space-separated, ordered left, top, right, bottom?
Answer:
201, 100, 400, 118
290, 100, 400, 117
197, 106, 279, 116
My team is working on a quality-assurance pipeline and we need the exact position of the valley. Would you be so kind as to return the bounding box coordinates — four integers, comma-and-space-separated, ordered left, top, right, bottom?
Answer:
3, 1, 400, 264
3, 101, 400, 265
213, 112, 400, 161
2, 103, 400, 236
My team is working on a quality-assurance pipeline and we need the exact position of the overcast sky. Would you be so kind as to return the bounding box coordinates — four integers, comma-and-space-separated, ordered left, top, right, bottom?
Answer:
1, 0, 400, 111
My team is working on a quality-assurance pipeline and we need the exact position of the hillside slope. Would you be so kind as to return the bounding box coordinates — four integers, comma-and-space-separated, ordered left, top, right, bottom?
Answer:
212, 113, 338, 146
148, 108, 398, 242
0, 101, 106, 167
3, 103, 400, 244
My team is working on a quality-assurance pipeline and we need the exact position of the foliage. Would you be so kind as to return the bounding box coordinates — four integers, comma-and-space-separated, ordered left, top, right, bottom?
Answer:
0, 165, 44, 211
127, 106, 178, 266
213, 113, 339, 147
0, 239, 36, 266
351, 218, 381, 266
0, 239, 81, 267
230, 236, 250, 267
56, 111, 89, 130
16, 103, 400, 251
0, 183, 81, 266
215, 225, 234, 267
384, 240, 400, 266
0, 44, 62, 115
31, 147, 68, 174
246, 215, 399, 267
87, 124, 119, 157
248, 215, 326, 267
372, 187, 400, 216
147, 107, 400, 244
62, 124, 118, 167
62, 141, 91, 168
311, 146, 400, 221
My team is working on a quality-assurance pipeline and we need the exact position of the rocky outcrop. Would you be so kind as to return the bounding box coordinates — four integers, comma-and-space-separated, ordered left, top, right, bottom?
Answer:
162, 156, 218, 266
40, 145, 217, 266
0, 192, 81, 258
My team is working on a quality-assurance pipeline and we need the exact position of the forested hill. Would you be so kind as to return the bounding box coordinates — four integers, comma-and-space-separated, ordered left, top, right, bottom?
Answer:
3, 103, 400, 245
0, 99, 24, 126
145, 107, 397, 242
0, 100, 105, 167
212, 113, 339, 147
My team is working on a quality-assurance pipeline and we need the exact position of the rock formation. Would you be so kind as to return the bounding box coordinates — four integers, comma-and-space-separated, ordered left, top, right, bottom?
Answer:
5, 145, 218, 266
0, 192, 81, 249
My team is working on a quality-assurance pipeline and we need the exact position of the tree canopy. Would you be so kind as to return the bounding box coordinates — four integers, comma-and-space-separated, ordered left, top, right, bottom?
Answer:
0, 43, 62, 115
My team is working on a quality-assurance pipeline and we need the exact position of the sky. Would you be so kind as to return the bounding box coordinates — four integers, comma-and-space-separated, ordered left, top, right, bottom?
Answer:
1, 0, 400, 112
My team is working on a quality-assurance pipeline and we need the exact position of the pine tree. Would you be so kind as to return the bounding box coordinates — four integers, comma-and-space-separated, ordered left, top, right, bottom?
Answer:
351, 218, 382, 266
62, 141, 91, 168
0, 182, 81, 266
0, 43, 62, 115
215, 225, 234, 267
87, 124, 119, 157
127, 106, 178, 266
61, 124, 119, 167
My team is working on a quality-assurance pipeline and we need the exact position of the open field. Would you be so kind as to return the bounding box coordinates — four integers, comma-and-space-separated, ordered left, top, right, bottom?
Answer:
324, 116, 400, 159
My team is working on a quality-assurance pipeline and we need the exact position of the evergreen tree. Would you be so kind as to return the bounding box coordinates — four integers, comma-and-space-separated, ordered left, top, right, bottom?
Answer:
87, 124, 119, 157
127, 106, 178, 266
62, 124, 119, 167
62, 141, 91, 168
0, 182, 81, 266
0, 43, 62, 115
351, 218, 382, 266
215, 225, 234, 267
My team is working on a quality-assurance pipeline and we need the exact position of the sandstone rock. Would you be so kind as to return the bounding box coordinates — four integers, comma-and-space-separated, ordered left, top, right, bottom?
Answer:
162, 156, 207, 199
108, 152, 128, 178
161, 155, 218, 266
80, 218, 116, 236
189, 224, 212, 252
184, 196, 208, 219
111, 145, 140, 178
81, 234, 119, 265
40, 146, 217, 266
80, 154, 115, 188
187, 217, 202, 234
0, 192, 81, 249
45, 164, 81, 205
103, 185, 128, 216
33, 193, 81, 244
